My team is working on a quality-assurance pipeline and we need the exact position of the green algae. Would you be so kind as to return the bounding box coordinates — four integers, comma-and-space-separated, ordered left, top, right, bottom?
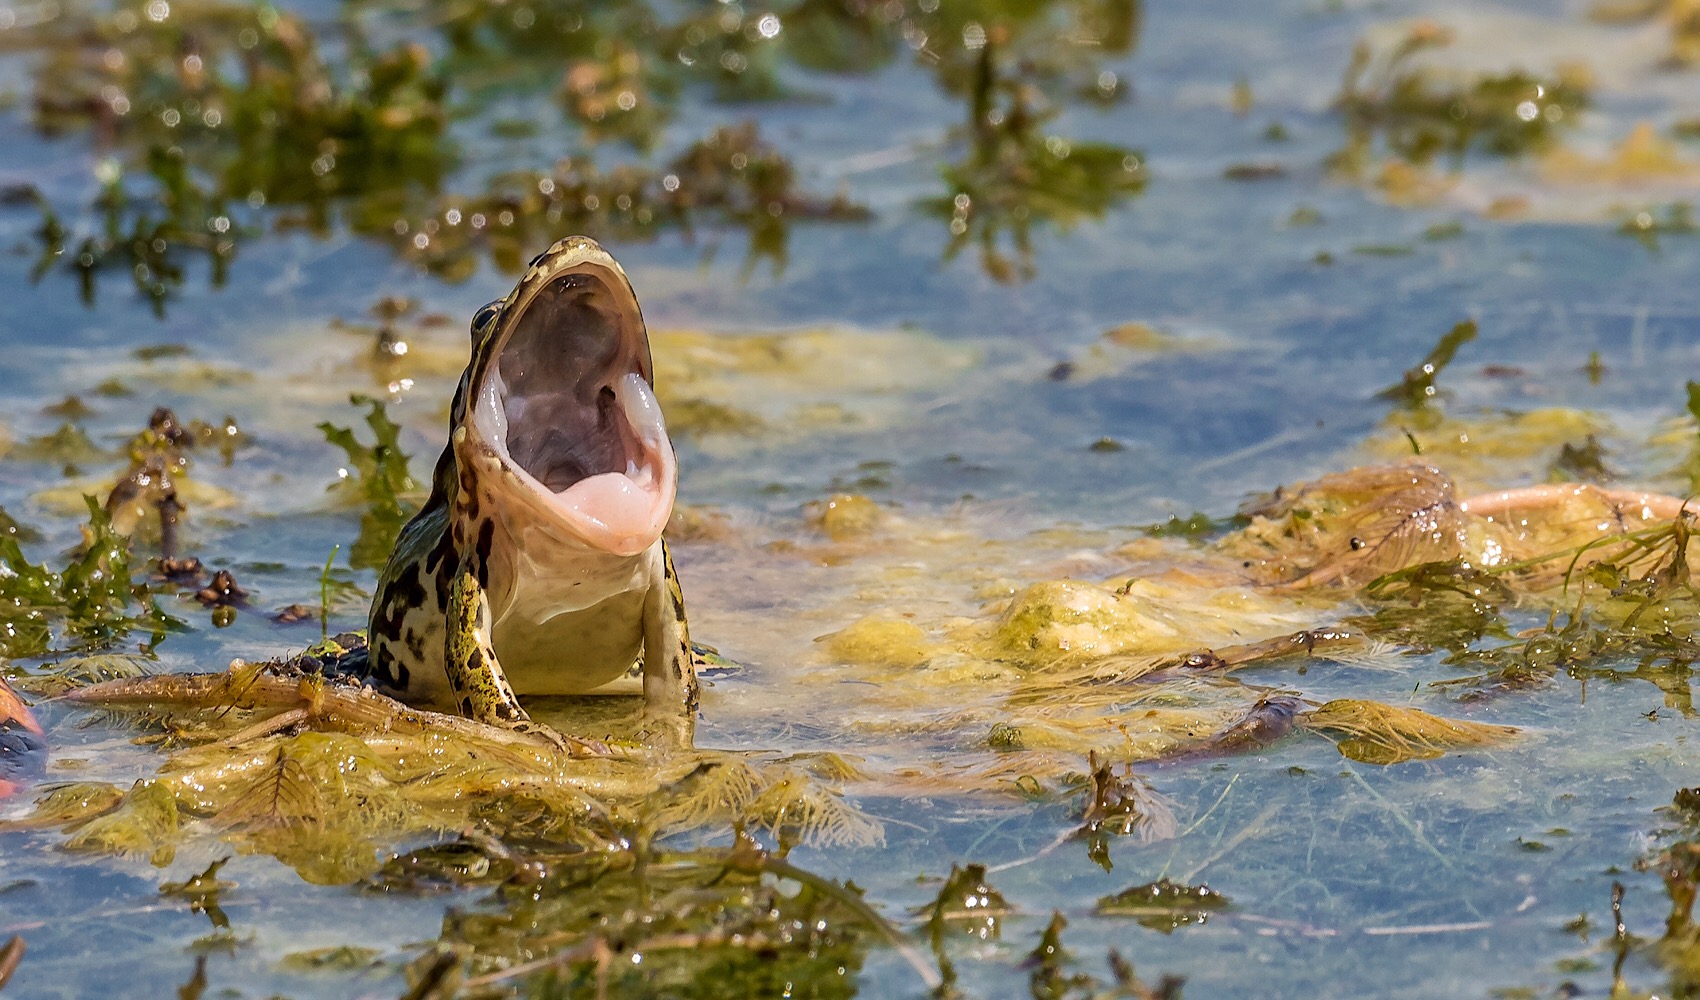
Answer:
805, 493, 887, 542
816, 616, 936, 669
992, 579, 1165, 665
647, 326, 983, 447
21, 658, 887, 886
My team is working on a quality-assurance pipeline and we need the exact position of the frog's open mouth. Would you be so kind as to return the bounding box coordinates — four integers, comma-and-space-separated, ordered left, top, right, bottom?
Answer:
468, 259, 675, 557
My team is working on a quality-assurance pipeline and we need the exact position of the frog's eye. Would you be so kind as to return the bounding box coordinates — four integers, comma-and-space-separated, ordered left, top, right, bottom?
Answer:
470, 302, 503, 340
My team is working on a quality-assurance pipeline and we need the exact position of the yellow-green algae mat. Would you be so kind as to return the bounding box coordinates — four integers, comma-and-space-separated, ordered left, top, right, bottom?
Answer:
12, 451, 1696, 874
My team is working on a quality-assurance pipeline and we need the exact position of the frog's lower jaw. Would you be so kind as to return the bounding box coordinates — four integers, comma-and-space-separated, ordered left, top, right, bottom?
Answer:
473, 368, 674, 556
468, 261, 676, 558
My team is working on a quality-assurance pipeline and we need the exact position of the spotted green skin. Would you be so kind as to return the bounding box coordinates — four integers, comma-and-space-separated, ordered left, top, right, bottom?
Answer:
365, 237, 697, 748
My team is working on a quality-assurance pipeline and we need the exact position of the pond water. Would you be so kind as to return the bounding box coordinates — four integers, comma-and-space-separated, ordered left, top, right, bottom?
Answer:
2, 1, 1700, 998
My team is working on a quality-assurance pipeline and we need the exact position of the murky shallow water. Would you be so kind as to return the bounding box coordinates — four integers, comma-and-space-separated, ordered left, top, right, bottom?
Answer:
3, 1, 1700, 997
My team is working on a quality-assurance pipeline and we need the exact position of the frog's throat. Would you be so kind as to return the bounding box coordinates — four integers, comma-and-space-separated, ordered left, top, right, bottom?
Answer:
467, 259, 676, 558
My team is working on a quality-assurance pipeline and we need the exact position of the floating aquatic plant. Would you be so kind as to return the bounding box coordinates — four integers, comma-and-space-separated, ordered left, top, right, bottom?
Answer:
1096, 877, 1230, 932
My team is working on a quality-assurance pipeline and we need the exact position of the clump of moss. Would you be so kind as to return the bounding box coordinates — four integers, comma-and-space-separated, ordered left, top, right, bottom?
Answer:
991, 579, 1174, 665
817, 616, 935, 668
805, 493, 886, 541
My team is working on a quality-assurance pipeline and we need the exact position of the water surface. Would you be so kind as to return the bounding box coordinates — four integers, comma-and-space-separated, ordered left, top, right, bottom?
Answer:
2, 1, 1700, 997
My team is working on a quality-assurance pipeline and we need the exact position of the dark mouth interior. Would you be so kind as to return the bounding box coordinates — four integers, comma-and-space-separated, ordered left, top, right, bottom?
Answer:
497, 272, 643, 493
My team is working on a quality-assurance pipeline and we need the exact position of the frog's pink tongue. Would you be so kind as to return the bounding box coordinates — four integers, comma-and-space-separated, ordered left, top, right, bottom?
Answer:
552, 372, 675, 556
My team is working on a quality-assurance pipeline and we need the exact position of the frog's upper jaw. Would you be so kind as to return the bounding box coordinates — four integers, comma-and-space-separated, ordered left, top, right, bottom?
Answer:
468, 248, 676, 558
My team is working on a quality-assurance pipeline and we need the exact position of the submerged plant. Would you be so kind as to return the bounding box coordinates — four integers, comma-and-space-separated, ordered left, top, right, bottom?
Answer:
1024, 912, 1185, 1000
925, 5, 1147, 283
1330, 22, 1589, 178
1590, 0, 1700, 66
319, 394, 418, 570
5, 0, 1149, 304
1617, 785, 1700, 997
1348, 559, 1515, 655
1620, 203, 1698, 252
1073, 752, 1176, 870
0, 497, 179, 660
1375, 319, 1477, 410
391, 123, 869, 281
1684, 380, 1700, 494
407, 831, 942, 997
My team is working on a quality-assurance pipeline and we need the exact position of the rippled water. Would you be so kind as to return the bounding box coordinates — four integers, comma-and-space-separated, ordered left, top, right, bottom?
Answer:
3, 1, 1700, 997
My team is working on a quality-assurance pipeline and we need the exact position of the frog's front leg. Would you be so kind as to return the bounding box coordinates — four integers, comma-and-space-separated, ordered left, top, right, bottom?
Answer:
641, 540, 698, 747
444, 569, 575, 752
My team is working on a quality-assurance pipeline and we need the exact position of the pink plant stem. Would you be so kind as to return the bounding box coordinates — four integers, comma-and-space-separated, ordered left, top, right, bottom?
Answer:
1458, 484, 1692, 523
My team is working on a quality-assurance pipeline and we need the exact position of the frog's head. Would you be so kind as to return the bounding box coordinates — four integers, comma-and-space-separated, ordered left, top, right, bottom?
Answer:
455, 236, 674, 558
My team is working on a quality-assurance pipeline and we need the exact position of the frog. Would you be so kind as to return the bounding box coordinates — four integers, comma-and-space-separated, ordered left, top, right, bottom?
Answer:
364, 236, 697, 748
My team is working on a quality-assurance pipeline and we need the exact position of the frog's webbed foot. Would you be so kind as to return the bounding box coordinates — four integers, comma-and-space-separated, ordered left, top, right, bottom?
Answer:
634, 710, 693, 752
508, 719, 612, 757
443, 570, 614, 758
